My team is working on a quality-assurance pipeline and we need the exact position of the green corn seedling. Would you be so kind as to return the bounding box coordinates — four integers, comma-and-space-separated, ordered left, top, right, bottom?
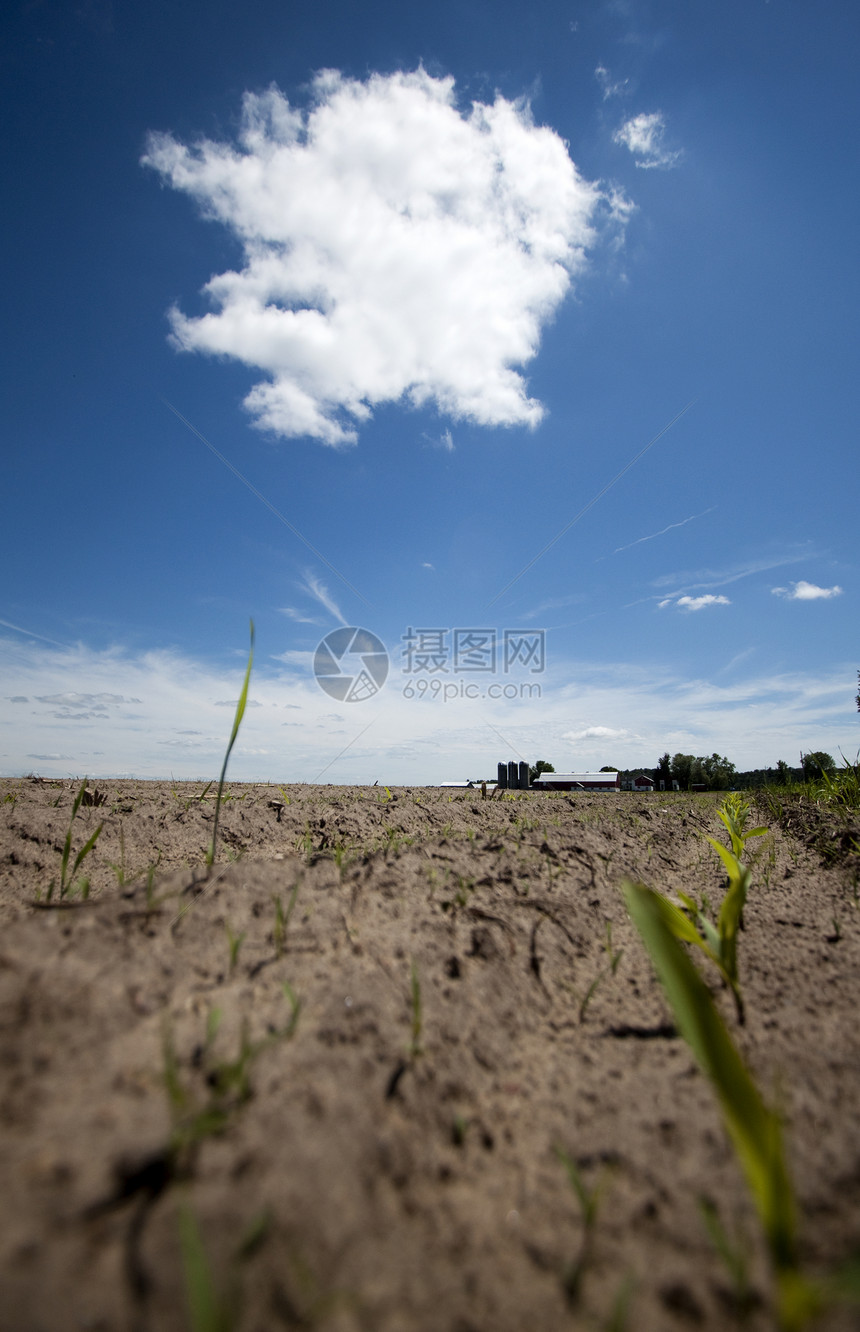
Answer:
655, 794, 767, 1023
207, 620, 254, 868
623, 880, 824, 1331
47, 778, 104, 901
676, 844, 750, 1023
717, 793, 768, 859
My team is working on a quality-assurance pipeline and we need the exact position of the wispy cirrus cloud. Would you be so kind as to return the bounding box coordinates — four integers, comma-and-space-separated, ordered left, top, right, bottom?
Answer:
423, 428, 455, 453
280, 607, 324, 626
283, 571, 347, 626
613, 111, 680, 169
0, 618, 70, 649
772, 580, 843, 601
652, 550, 811, 598
594, 64, 629, 100
143, 69, 622, 446
521, 592, 587, 622
609, 506, 716, 556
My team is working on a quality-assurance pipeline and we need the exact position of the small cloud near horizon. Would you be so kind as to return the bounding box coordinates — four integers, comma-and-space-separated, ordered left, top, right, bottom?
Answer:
772, 580, 843, 601
563, 725, 632, 742
659, 594, 731, 612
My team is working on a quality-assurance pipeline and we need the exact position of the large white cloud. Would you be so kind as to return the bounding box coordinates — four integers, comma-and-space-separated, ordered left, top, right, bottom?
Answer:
143, 69, 611, 445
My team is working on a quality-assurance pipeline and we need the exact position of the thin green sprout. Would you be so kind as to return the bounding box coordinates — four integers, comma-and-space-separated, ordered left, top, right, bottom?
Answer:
47, 778, 104, 901
207, 620, 254, 869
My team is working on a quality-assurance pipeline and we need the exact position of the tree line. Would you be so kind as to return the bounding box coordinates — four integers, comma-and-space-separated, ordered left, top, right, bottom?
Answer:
528, 751, 840, 792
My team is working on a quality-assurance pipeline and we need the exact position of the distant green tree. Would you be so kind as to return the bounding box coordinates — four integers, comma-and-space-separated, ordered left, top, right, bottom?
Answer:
529, 759, 555, 783
670, 754, 701, 789
802, 751, 835, 779
775, 760, 792, 785
669, 752, 737, 790
599, 765, 618, 772
700, 753, 736, 790
656, 753, 672, 788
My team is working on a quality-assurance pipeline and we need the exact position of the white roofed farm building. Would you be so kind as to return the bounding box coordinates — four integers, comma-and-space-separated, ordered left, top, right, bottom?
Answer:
532, 772, 620, 791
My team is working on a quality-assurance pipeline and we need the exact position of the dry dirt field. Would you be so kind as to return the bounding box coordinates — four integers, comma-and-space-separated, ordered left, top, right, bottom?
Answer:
1, 778, 858, 1332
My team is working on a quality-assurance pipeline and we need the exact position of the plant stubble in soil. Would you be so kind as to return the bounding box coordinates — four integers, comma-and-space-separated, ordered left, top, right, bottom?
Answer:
0, 779, 858, 1331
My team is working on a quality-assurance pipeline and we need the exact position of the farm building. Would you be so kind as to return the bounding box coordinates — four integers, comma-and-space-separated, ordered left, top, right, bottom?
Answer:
621, 774, 656, 791
532, 772, 620, 792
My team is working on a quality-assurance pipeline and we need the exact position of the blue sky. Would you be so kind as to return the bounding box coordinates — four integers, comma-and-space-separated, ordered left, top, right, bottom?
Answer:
2, 0, 857, 782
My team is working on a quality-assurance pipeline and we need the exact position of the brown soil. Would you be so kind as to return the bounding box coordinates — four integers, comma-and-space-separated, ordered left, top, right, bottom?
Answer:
1, 778, 859, 1332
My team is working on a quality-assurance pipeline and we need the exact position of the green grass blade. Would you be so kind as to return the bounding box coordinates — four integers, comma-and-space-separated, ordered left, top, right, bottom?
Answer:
207, 620, 255, 867
71, 779, 86, 821
178, 1201, 233, 1332
554, 1145, 598, 1226
623, 881, 796, 1276
280, 981, 302, 1038
70, 821, 103, 879
59, 825, 74, 895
